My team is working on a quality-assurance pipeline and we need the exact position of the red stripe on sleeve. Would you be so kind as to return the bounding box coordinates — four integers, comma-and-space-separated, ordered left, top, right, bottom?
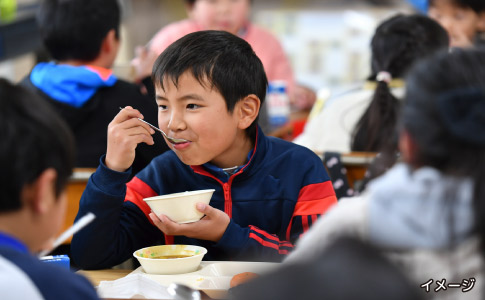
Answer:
301, 215, 309, 235
250, 226, 294, 248
286, 217, 294, 241
311, 214, 317, 224
250, 226, 279, 243
294, 181, 337, 216
249, 233, 289, 255
125, 177, 158, 223
298, 181, 336, 202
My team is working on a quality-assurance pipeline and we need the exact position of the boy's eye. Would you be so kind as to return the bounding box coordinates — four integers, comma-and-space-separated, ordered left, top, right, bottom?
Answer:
158, 105, 167, 111
187, 104, 201, 110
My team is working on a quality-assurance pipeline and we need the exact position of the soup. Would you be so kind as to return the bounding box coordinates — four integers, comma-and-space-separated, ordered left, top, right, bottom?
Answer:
152, 254, 193, 259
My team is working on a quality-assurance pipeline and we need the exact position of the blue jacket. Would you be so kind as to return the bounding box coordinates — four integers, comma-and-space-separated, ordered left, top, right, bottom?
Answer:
72, 128, 337, 269
0, 233, 98, 300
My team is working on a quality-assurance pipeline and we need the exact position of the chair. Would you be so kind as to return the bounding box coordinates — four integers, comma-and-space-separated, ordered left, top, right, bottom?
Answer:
61, 168, 96, 244
321, 152, 376, 199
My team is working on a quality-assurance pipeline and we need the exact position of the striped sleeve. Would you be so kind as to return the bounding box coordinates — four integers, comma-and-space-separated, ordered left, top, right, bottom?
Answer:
125, 176, 175, 245
286, 181, 337, 243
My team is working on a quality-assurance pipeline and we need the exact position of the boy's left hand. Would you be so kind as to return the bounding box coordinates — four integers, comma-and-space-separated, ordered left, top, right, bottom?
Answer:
149, 203, 230, 242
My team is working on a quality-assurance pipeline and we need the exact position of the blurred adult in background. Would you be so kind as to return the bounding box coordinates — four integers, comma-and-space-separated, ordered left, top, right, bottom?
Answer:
294, 14, 448, 154
428, 0, 485, 48
131, 0, 316, 128
286, 48, 485, 300
20, 0, 169, 176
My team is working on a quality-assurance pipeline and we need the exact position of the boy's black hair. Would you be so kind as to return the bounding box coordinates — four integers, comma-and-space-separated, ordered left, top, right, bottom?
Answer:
37, 0, 120, 61
403, 48, 485, 253
351, 14, 448, 152
429, 0, 485, 13
0, 79, 75, 213
152, 30, 268, 141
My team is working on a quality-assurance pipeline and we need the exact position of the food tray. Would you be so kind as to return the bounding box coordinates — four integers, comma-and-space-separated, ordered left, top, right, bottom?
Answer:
130, 261, 279, 299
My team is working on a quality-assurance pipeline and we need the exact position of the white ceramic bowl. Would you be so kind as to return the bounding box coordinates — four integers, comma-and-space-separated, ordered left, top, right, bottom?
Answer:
133, 245, 207, 275
143, 189, 215, 224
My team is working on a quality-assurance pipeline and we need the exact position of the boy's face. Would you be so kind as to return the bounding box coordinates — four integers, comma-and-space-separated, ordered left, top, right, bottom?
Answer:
189, 0, 250, 35
155, 71, 248, 168
429, 0, 485, 47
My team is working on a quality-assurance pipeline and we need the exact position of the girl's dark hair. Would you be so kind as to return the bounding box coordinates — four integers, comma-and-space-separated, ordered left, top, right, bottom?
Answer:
0, 79, 75, 212
152, 30, 268, 141
37, 0, 120, 61
351, 14, 449, 152
429, 0, 485, 13
403, 48, 485, 253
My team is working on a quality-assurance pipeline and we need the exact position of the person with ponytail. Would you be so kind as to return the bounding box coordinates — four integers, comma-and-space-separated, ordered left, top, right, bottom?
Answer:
294, 14, 448, 154
285, 48, 485, 299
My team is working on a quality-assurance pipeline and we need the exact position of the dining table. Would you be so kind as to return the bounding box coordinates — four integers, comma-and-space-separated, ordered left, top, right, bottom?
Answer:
78, 268, 217, 300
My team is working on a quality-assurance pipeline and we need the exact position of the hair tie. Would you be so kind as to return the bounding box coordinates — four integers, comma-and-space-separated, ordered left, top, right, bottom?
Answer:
376, 71, 392, 84
438, 88, 485, 145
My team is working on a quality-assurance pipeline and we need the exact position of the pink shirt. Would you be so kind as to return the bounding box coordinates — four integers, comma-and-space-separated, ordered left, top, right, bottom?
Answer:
148, 19, 295, 94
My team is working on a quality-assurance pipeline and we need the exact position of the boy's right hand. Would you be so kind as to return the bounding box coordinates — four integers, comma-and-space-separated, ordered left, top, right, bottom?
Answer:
106, 106, 155, 172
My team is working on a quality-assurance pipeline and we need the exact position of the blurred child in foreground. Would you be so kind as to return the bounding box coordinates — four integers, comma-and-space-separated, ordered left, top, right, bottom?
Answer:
0, 79, 98, 300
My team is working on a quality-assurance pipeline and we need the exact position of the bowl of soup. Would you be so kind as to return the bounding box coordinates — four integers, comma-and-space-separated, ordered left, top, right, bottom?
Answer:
143, 189, 215, 224
133, 245, 207, 275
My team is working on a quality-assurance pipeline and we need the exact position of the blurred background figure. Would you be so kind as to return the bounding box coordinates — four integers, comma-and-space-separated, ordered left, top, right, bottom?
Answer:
286, 48, 485, 300
293, 14, 448, 154
230, 237, 422, 300
19, 0, 169, 176
131, 0, 316, 134
427, 0, 485, 48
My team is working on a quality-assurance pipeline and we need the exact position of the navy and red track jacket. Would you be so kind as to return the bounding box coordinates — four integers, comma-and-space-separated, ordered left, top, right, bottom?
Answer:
71, 127, 337, 269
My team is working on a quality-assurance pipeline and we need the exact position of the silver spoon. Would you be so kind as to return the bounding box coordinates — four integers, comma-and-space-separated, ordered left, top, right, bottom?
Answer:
119, 107, 188, 144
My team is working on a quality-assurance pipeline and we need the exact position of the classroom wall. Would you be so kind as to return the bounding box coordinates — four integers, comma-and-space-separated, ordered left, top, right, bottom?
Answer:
1, 0, 413, 90
117, 0, 413, 90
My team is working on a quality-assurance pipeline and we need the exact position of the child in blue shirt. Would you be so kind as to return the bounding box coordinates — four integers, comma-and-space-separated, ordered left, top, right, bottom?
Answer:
0, 79, 98, 300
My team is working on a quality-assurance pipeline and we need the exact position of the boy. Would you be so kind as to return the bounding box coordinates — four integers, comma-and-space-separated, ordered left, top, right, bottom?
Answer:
428, 0, 485, 47
71, 31, 337, 269
0, 79, 98, 299
20, 0, 169, 176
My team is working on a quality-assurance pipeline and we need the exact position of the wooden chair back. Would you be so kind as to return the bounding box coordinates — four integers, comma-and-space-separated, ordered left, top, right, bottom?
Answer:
61, 168, 96, 244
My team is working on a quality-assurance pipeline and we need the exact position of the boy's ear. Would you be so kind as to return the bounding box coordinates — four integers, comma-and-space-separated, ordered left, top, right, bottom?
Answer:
398, 129, 418, 166
101, 29, 118, 55
236, 94, 260, 130
24, 169, 58, 215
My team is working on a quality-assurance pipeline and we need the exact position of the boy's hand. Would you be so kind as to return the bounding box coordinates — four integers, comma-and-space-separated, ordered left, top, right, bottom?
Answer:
106, 106, 155, 172
149, 203, 230, 242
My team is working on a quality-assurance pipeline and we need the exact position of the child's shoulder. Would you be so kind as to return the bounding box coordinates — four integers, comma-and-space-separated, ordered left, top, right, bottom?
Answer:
0, 248, 98, 300
266, 136, 322, 163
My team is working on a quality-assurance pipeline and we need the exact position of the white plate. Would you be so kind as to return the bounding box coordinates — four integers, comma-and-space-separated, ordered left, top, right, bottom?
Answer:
130, 261, 279, 299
